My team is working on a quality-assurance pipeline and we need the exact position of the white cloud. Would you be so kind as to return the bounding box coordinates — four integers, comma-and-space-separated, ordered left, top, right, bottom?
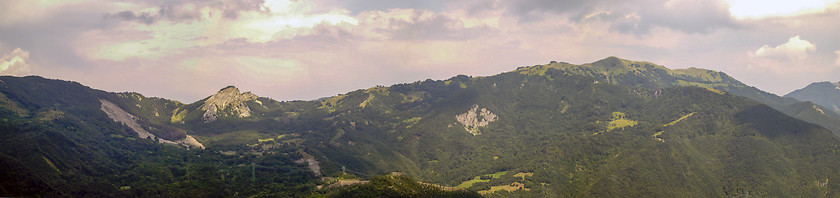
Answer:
727, 0, 840, 19
0, 48, 32, 76
751, 36, 816, 61
835, 50, 840, 66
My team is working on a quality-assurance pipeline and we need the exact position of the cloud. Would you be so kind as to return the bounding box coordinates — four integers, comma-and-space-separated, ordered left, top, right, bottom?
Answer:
505, 0, 736, 34
79, 0, 360, 62
357, 9, 493, 41
728, 0, 839, 19
316, 0, 448, 14
0, 48, 32, 76
105, 10, 157, 24
751, 36, 816, 61
83, 1, 495, 62
104, 0, 269, 24
835, 50, 840, 66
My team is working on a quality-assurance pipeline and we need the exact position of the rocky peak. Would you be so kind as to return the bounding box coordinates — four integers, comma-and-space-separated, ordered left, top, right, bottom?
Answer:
201, 86, 259, 123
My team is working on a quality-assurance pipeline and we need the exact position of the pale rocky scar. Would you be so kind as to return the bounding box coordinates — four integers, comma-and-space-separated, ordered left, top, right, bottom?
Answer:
455, 104, 497, 135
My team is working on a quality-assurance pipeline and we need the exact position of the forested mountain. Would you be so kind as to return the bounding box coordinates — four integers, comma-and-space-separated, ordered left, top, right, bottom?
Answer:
786, 81, 840, 113
3, 57, 840, 197
526, 57, 840, 136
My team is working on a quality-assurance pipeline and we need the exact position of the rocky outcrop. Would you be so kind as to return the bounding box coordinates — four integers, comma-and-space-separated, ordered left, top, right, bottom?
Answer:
456, 104, 497, 135
201, 86, 258, 123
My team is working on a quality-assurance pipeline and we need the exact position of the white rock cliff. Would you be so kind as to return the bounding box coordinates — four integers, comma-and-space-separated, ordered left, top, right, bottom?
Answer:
455, 104, 498, 135
201, 86, 258, 123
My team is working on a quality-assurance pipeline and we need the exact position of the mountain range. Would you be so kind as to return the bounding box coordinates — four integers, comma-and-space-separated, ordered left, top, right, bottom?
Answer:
2, 57, 840, 197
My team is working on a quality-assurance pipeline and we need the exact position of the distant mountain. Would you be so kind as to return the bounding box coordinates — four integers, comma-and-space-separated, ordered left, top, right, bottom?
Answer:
4, 57, 840, 197
785, 81, 840, 113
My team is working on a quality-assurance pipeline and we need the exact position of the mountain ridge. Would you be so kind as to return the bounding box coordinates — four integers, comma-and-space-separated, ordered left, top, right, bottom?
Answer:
785, 81, 840, 113
3, 57, 840, 197
515, 57, 840, 136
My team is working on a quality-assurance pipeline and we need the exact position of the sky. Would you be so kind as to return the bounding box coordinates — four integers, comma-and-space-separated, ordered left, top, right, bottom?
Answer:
1, 0, 839, 102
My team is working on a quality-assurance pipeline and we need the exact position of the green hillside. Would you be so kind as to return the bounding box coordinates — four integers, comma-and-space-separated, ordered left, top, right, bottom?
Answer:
270, 66, 840, 197
3, 57, 840, 197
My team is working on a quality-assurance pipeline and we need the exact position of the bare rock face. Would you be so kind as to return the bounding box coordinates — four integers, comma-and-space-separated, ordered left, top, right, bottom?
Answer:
101, 99, 205, 149
100, 99, 156, 139
201, 86, 258, 123
177, 135, 205, 149
455, 104, 497, 135
295, 151, 321, 176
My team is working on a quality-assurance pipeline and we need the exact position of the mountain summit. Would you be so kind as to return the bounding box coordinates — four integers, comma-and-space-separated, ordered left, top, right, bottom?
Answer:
200, 86, 259, 122
785, 81, 840, 113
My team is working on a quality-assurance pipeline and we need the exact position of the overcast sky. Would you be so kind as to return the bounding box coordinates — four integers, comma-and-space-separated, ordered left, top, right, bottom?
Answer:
1, 0, 839, 102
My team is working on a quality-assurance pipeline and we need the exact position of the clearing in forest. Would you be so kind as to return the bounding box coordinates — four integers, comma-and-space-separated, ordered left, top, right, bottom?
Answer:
454, 171, 509, 188
479, 182, 530, 195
